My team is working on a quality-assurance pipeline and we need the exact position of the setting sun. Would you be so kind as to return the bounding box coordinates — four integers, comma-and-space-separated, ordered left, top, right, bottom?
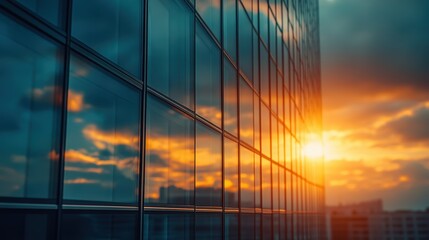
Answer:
303, 141, 325, 159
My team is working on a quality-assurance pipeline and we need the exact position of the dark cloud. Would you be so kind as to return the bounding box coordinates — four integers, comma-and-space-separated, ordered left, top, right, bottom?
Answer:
0, 113, 20, 132
381, 107, 429, 144
19, 86, 61, 111
320, 0, 429, 112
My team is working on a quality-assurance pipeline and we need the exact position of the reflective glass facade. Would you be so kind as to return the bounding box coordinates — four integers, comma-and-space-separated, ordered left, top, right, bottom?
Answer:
0, 0, 324, 239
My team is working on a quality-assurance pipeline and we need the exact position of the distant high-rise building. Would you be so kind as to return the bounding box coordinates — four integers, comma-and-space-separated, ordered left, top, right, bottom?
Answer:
0, 0, 323, 239
327, 200, 429, 240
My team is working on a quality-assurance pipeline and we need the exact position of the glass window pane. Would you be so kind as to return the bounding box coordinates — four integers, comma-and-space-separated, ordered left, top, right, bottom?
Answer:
196, 24, 222, 126
253, 31, 259, 91
261, 104, 271, 158
196, 0, 221, 40
255, 154, 261, 208
280, 168, 286, 211
224, 58, 238, 135
239, 78, 254, 146
263, 213, 272, 240
225, 214, 239, 240
196, 123, 222, 206
145, 95, 195, 206
273, 163, 279, 210
270, 60, 278, 113
255, 213, 262, 240
254, 94, 261, 151
240, 213, 255, 240
240, 146, 254, 208
279, 124, 285, 166
196, 213, 222, 240
271, 115, 278, 162
259, 0, 269, 44
262, 158, 271, 209
0, 210, 56, 240
260, 45, 269, 104
269, 11, 276, 59
148, 0, 194, 109
61, 212, 138, 240
72, 0, 142, 77
0, 14, 62, 199
16, 0, 62, 26
223, 0, 237, 61
224, 137, 238, 208
238, 4, 253, 81
278, 71, 284, 121
144, 212, 194, 240
273, 213, 280, 240
64, 55, 140, 204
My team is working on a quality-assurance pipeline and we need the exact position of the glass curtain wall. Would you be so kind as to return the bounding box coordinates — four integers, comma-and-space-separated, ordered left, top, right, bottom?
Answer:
0, 0, 324, 239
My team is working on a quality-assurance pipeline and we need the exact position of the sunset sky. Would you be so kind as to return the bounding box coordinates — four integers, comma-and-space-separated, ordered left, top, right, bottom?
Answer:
320, 0, 429, 210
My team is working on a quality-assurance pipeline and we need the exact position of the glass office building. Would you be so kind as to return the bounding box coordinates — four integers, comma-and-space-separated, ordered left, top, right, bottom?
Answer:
0, 0, 324, 239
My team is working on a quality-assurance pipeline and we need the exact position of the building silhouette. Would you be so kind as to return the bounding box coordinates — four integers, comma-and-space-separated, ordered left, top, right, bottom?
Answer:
326, 200, 429, 240
0, 0, 323, 239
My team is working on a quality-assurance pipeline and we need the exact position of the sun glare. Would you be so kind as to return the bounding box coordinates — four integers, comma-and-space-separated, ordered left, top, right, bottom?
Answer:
303, 141, 324, 159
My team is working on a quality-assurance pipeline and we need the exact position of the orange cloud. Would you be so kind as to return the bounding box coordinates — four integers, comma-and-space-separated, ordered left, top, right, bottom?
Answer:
83, 124, 139, 150
67, 90, 89, 112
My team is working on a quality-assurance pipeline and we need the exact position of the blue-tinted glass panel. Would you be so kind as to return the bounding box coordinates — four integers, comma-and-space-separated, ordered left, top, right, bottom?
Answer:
238, 3, 253, 81
144, 212, 194, 240
269, 11, 276, 59
240, 146, 254, 208
277, 27, 283, 70
148, 0, 194, 108
196, 123, 222, 206
61, 212, 137, 240
0, 14, 62, 199
17, 0, 61, 26
196, 24, 221, 126
196, 213, 222, 240
262, 158, 271, 209
240, 213, 255, 240
224, 58, 238, 135
196, 0, 221, 40
224, 137, 239, 208
223, 0, 237, 61
225, 214, 239, 240
72, 0, 141, 77
239, 78, 254, 146
145, 95, 194, 205
253, 31, 260, 91
64, 55, 140, 204
259, 0, 269, 44
0, 210, 56, 240
260, 45, 270, 104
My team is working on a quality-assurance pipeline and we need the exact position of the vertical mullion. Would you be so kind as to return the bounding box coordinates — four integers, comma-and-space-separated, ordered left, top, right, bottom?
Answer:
139, 0, 149, 239
56, 0, 73, 238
